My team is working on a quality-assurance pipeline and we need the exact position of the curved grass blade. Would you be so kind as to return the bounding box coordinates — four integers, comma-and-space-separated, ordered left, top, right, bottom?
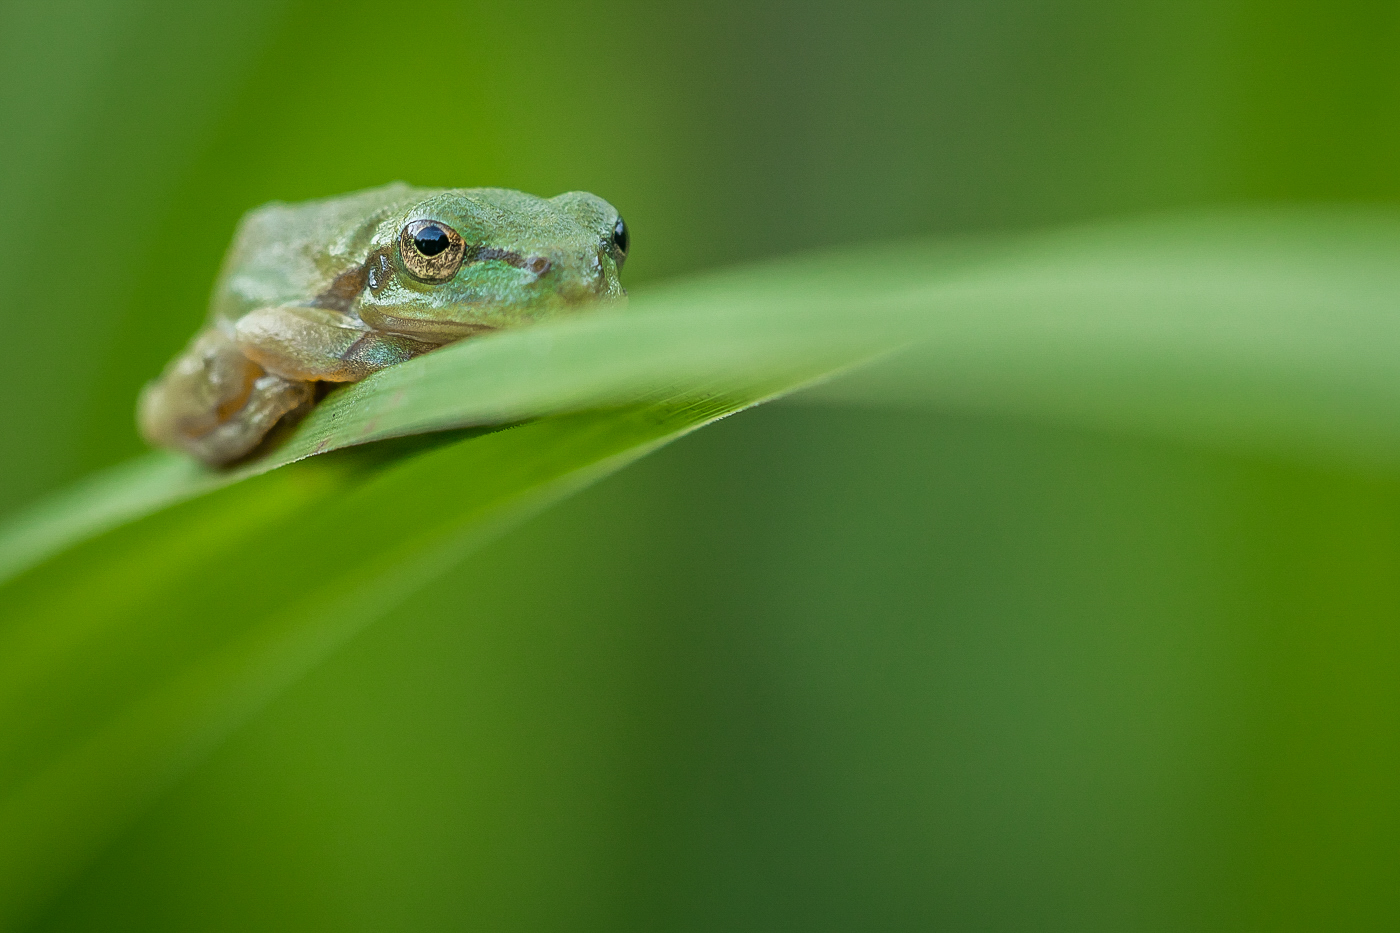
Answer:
0, 296, 898, 585
11, 208, 1400, 582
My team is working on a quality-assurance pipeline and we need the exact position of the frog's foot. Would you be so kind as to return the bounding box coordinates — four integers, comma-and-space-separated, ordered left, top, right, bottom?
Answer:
139, 327, 315, 466
139, 327, 261, 442
178, 374, 313, 466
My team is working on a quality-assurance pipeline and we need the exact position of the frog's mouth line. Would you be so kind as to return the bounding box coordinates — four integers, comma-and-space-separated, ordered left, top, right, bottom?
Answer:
370, 313, 498, 343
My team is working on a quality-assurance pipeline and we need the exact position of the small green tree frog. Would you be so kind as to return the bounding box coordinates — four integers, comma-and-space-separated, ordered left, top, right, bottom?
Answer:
138, 183, 628, 465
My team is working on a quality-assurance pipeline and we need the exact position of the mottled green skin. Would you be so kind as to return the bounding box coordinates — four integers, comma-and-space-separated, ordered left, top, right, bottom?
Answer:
140, 183, 626, 465
213, 183, 625, 337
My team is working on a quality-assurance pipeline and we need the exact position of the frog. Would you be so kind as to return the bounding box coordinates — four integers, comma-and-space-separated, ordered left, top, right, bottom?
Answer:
138, 182, 629, 466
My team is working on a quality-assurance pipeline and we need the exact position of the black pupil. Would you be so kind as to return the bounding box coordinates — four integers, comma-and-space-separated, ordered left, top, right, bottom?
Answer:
612, 217, 629, 255
414, 225, 451, 257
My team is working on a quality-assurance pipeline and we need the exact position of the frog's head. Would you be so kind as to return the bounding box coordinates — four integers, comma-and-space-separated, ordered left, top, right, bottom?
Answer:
354, 187, 628, 342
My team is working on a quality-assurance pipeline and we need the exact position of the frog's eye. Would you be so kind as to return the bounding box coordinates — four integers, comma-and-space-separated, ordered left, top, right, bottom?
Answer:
611, 216, 629, 266
399, 220, 466, 283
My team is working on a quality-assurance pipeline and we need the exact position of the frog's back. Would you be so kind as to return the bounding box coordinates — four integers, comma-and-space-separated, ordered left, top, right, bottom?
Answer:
208, 182, 437, 325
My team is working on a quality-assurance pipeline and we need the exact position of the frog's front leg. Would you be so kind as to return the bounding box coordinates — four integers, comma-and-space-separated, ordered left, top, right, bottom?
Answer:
234, 305, 440, 383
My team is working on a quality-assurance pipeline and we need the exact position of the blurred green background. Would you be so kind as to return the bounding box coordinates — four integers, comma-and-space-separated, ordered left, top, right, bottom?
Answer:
5, 0, 1400, 929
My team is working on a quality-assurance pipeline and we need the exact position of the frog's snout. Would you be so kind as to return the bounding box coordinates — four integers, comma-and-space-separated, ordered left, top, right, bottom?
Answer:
524, 245, 621, 304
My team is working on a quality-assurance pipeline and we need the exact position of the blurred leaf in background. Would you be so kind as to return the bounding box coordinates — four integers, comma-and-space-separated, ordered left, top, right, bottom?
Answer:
4, 0, 1400, 930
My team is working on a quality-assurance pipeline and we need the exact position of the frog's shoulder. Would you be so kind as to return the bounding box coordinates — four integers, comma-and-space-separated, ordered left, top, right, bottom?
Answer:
208, 182, 438, 324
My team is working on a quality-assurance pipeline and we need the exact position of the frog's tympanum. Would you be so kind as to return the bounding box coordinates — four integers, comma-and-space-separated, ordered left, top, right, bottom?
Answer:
139, 183, 628, 465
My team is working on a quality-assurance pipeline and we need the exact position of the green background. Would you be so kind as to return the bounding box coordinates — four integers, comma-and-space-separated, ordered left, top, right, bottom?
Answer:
3, 1, 1400, 928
